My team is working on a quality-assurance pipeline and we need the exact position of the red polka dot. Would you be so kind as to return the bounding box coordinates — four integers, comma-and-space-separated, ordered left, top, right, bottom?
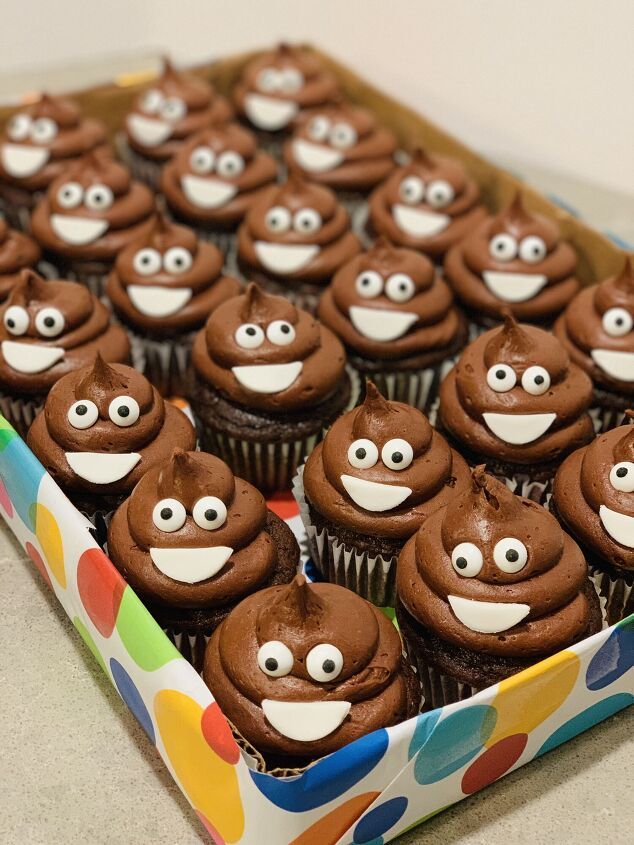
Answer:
201, 702, 240, 765
196, 811, 225, 844
461, 733, 528, 795
77, 548, 126, 638
26, 541, 52, 590
0, 477, 13, 517
266, 492, 300, 521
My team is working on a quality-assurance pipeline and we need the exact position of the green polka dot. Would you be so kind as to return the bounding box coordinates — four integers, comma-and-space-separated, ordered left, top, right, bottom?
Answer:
0, 419, 17, 451
73, 616, 107, 675
115, 587, 180, 671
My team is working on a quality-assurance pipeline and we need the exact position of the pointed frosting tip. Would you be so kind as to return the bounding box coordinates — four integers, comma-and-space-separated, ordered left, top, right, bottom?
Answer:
363, 379, 390, 410
613, 256, 634, 292
411, 146, 435, 168
470, 465, 501, 509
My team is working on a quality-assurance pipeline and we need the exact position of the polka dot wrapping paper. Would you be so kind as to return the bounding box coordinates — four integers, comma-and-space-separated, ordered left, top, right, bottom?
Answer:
0, 412, 631, 845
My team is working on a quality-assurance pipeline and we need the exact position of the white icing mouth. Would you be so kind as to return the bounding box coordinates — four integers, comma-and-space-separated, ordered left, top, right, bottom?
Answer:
483, 412, 556, 445
232, 362, 302, 393
448, 595, 530, 634
291, 139, 344, 173
51, 214, 109, 246
127, 285, 193, 318
349, 305, 418, 341
340, 474, 412, 512
1, 143, 50, 178
599, 505, 634, 548
244, 94, 298, 130
392, 204, 450, 238
261, 699, 351, 742
127, 114, 172, 147
181, 174, 237, 209
482, 271, 548, 303
254, 241, 319, 275
1, 340, 64, 373
149, 546, 233, 583
591, 349, 634, 382
65, 452, 141, 484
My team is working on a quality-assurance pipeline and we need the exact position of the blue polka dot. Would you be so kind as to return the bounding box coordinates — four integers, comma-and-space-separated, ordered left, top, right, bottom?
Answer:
586, 618, 634, 691
537, 693, 633, 757
110, 658, 155, 743
0, 436, 45, 530
353, 796, 408, 843
408, 709, 442, 759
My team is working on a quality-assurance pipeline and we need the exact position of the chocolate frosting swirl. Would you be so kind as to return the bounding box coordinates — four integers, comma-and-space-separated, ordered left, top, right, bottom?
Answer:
318, 238, 466, 361
0, 93, 107, 192
439, 315, 594, 465
124, 58, 232, 161
160, 122, 277, 229
27, 355, 196, 496
445, 193, 579, 323
0, 219, 41, 300
284, 100, 397, 191
397, 467, 596, 657
30, 150, 156, 262
304, 381, 471, 538
106, 213, 240, 335
191, 283, 347, 412
554, 416, 634, 571
203, 574, 417, 759
368, 147, 487, 259
0, 270, 130, 394
555, 257, 634, 393
237, 177, 361, 285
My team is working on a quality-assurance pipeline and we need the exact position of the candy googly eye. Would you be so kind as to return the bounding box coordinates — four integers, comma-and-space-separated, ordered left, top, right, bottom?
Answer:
85, 184, 114, 211
140, 88, 164, 114
3, 305, 29, 336
257, 640, 294, 677
189, 146, 215, 174
493, 537, 528, 573
7, 113, 32, 141
265, 205, 292, 233
426, 179, 455, 209
132, 247, 162, 276
279, 67, 304, 94
307, 115, 330, 141
451, 542, 484, 577
216, 151, 245, 178
192, 496, 227, 530
609, 462, 634, 493
67, 399, 99, 429
355, 270, 383, 299
399, 176, 425, 205
306, 643, 344, 682
57, 182, 83, 209
152, 498, 187, 532
267, 320, 296, 346
235, 323, 265, 349
35, 307, 65, 338
486, 363, 517, 392
293, 208, 322, 234
521, 365, 551, 395
329, 122, 357, 149
381, 438, 414, 470
489, 233, 518, 262
31, 117, 58, 144
385, 273, 416, 303
160, 97, 186, 122
347, 438, 379, 469
602, 307, 633, 337
257, 67, 281, 93
163, 246, 193, 275
108, 395, 140, 427
519, 235, 547, 263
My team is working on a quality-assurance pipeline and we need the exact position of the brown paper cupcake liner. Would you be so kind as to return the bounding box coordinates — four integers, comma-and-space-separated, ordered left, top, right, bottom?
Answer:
58, 265, 109, 297
0, 183, 39, 231
356, 358, 454, 416
129, 331, 193, 397
0, 390, 42, 438
590, 566, 634, 627
115, 133, 163, 190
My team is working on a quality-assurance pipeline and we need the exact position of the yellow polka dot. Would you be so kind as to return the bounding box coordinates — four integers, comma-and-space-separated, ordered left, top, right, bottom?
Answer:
35, 504, 65, 588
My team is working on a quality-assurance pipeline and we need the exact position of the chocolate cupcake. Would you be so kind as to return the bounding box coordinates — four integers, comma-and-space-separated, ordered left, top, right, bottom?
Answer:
296, 382, 471, 606
396, 467, 602, 709
203, 574, 421, 770
438, 314, 595, 492
30, 150, 156, 295
237, 177, 361, 312
108, 448, 299, 669
368, 148, 487, 260
0, 270, 131, 436
27, 355, 196, 536
318, 239, 467, 410
555, 257, 634, 431
0, 93, 107, 230
444, 193, 579, 330
120, 58, 232, 188
0, 218, 41, 301
106, 213, 240, 396
553, 416, 634, 625
189, 283, 351, 495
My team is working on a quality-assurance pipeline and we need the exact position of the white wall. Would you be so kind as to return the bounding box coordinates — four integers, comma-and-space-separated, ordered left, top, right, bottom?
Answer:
3, 0, 633, 194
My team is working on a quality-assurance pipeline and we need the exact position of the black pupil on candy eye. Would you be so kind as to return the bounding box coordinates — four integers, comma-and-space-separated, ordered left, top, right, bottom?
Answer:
400, 282, 408, 291
455, 556, 468, 569
361, 276, 370, 286
246, 327, 256, 336
142, 256, 150, 265
391, 452, 403, 464
175, 256, 184, 266
44, 316, 55, 328
534, 375, 544, 385
204, 509, 218, 522
160, 507, 173, 520
616, 318, 624, 326
117, 406, 130, 417
281, 324, 290, 334
355, 447, 366, 460
76, 404, 87, 416
506, 549, 519, 562
7, 319, 14, 328
322, 659, 336, 674
616, 467, 628, 478
265, 658, 278, 672
495, 370, 506, 380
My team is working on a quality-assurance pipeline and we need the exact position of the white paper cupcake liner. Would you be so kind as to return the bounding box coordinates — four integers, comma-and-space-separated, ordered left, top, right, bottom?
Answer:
129, 331, 192, 397
401, 640, 478, 711
589, 404, 628, 434
590, 566, 633, 627
358, 358, 454, 415
165, 629, 211, 673
61, 266, 109, 297
0, 390, 41, 438
115, 132, 163, 190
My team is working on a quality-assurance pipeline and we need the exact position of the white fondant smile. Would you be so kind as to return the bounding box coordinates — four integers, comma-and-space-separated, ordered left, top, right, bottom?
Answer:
261, 699, 351, 742
181, 174, 237, 209
231, 361, 302, 393
448, 595, 530, 634
482, 271, 548, 303
392, 204, 450, 238
51, 214, 109, 246
127, 114, 172, 147
1, 340, 64, 373
591, 349, 634, 382
1, 143, 50, 178
599, 505, 634, 548
340, 474, 412, 512
149, 546, 233, 583
292, 138, 344, 173
254, 241, 319, 275
244, 94, 298, 130
349, 305, 418, 341
127, 285, 193, 318
65, 452, 141, 484
483, 412, 556, 445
